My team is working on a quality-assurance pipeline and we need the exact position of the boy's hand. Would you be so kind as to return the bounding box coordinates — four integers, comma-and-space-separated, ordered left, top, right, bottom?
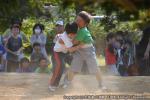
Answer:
59, 38, 65, 44
67, 45, 81, 53
67, 48, 74, 53
17, 48, 24, 53
78, 44, 84, 48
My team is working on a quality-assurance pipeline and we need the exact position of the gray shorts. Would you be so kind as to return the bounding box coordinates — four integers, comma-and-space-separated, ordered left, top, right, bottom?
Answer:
71, 46, 99, 74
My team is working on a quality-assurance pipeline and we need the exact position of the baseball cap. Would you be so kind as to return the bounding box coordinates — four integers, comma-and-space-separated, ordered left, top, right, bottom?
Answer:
56, 20, 64, 26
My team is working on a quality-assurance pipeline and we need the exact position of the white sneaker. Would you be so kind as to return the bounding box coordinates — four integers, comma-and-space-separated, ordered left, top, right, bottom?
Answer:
62, 81, 71, 89
99, 83, 107, 90
99, 85, 110, 92
62, 84, 68, 89
48, 85, 56, 92
101, 86, 107, 90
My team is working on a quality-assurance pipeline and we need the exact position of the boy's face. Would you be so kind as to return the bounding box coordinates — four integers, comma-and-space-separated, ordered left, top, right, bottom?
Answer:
11, 27, 20, 36
55, 25, 64, 34
68, 33, 76, 40
76, 16, 86, 28
34, 46, 40, 52
22, 61, 29, 68
39, 60, 47, 68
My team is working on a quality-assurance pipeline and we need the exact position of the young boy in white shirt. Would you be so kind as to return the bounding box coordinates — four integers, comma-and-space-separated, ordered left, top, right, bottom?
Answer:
48, 22, 78, 91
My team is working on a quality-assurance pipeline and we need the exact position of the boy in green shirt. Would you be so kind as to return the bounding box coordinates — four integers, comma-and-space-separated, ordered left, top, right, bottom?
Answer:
35, 57, 51, 74
63, 11, 106, 90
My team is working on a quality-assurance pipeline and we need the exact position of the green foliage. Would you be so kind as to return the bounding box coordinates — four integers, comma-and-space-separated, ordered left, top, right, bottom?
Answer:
0, 0, 149, 55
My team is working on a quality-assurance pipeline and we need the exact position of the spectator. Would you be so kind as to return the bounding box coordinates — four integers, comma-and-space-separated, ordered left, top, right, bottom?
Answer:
105, 33, 119, 75
137, 26, 150, 75
30, 42, 44, 71
0, 35, 5, 71
30, 23, 48, 61
16, 57, 31, 73
5, 24, 23, 72
35, 57, 51, 74
3, 18, 28, 43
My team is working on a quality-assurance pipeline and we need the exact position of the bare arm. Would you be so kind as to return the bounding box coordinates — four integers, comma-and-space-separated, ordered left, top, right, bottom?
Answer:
73, 40, 80, 45
67, 41, 84, 53
67, 45, 83, 53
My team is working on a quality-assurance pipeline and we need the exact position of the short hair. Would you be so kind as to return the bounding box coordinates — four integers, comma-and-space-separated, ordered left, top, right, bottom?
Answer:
39, 57, 47, 62
20, 57, 29, 64
11, 18, 22, 27
33, 42, 40, 48
65, 22, 78, 34
78, 11, 91, 24
10, 24, 20, 30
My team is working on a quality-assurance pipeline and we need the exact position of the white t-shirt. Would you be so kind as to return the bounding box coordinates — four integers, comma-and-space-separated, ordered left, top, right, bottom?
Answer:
54, 32, 73, 53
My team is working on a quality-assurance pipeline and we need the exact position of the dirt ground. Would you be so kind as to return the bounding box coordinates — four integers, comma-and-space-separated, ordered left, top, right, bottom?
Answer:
0, 72, 150, 100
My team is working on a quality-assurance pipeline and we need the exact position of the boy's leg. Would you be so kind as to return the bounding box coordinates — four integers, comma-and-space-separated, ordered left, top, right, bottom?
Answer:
7, 60, 12, 72
65, 69, 77, 81
1, 56, 5, 71
85, 47, 103, 87
112, 64, 120, 75
49, 52, 65, 87
53, 53, 66, 86
0, 55, 2, 71
64, 53, 73, 66
62, 69, 77, 88
95, 70, 103, 87
51, 51, 56, 72
63, 51, 83, 88
108, 64, 120, 75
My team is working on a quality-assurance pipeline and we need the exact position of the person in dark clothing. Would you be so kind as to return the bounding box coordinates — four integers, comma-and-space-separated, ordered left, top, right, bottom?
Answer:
136, 26, 150, 76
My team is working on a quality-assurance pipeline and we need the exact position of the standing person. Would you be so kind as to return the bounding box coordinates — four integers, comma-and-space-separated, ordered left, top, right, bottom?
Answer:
63, 11, 105, 89
115, 40, 127, 76
105, 33, 119, 75
48, 22, 78, 91
3, 18, 27, 71
30, 23, 48, 61
137, 26, 150, 75
5, 24, 23, 72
